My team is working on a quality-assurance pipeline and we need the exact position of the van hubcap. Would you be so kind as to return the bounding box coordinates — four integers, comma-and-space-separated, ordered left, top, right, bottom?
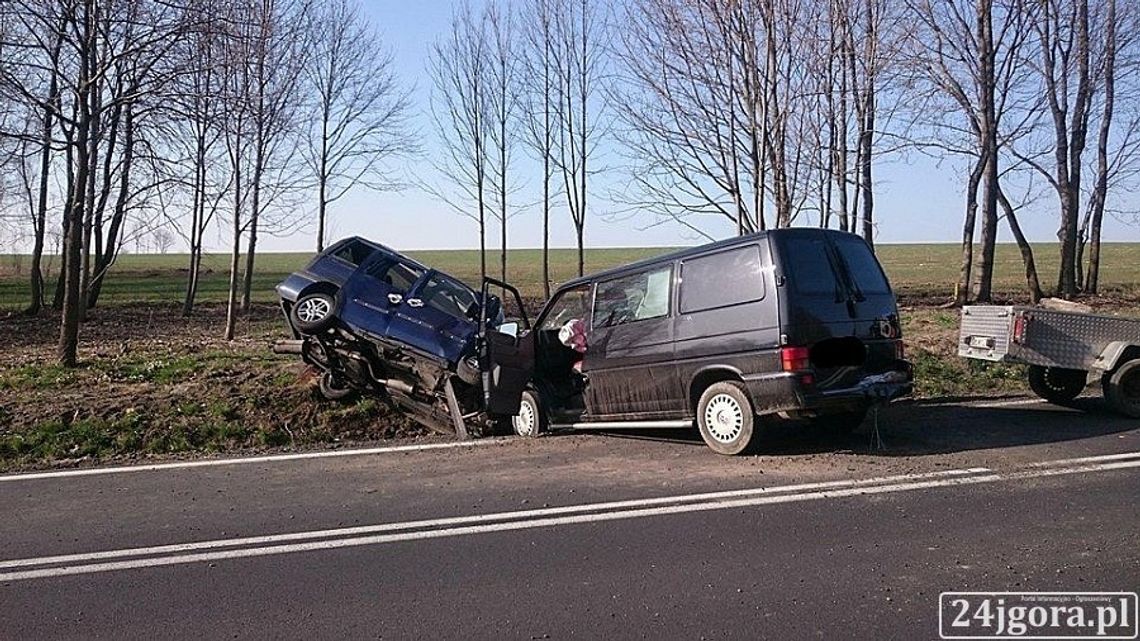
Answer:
514, 400, 537, 436
297, 298, 330, 323
704, 394, 744, 443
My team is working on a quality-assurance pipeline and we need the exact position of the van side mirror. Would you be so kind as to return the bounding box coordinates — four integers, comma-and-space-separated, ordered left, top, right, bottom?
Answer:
498, 321, 519, 338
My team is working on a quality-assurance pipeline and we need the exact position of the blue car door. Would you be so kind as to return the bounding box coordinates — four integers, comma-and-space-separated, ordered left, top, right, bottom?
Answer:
338, 254, 425, 340
385, 270, 479, 363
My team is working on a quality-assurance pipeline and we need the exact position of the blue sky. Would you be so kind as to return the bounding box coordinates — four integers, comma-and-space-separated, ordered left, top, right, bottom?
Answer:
256, 0, 1139, 253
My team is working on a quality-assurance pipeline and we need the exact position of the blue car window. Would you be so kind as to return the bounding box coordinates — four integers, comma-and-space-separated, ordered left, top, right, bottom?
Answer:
420, 274, 477, 320
366, 259, 422, 293
332, 240, 373, 266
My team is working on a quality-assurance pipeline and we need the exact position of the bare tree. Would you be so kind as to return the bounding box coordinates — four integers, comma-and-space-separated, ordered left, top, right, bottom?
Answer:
552, 0, 606, 276
1014, 0, 1140, 297
611, 0, 897, 243
302, 0, 413, 253
905, 0, 1041, 303
485, 0, 521, 284
171, 0, 228, 316
1084, 0, 1140, 293
520, 0, 559, 297
239, 0, 311, 313
425, 1, 491, 280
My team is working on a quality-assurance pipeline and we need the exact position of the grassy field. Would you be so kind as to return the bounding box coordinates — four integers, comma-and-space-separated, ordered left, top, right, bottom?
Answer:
3, 242, 1139, 310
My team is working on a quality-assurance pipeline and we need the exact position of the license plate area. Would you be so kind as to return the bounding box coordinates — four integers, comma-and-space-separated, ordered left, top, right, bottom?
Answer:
966, 335, 996, 350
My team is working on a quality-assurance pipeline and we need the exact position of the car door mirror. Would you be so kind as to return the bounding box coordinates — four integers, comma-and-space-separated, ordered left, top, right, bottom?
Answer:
387, 293, 403, 305
498, 321, 519, 338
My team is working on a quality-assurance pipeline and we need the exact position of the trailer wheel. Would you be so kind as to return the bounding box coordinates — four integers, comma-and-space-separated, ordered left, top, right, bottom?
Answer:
696, 381, 758, 456
1103, 359, 1140, 418
1027, 365, 1086, 404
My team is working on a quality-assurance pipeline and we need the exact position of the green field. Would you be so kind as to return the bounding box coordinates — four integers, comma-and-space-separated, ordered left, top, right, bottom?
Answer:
2, 242, 1139, 310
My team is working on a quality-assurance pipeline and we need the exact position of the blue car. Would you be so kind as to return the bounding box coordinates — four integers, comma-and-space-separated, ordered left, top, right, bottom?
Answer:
275, 237, 532, 436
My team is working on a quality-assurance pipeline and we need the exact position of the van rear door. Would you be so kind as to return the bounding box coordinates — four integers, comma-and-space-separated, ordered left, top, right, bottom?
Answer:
773, 230, 854, 346
829, 234, 901, 374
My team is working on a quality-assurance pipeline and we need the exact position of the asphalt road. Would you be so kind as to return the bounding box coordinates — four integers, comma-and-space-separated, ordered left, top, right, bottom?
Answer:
2, 396, 1138, 640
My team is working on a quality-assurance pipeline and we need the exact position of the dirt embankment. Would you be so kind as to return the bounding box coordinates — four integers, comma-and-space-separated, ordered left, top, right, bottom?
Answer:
0, 304, 424, 471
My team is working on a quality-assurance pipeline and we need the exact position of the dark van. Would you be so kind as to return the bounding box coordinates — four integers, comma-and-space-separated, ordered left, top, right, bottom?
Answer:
506, 228, 913, 455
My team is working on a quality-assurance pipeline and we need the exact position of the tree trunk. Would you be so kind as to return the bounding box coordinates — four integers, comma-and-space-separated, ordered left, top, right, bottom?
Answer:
60, 0, 94, 366
183, 121, 207, 317
88, 104, 135, 308
996, 185, 1043, 303
973, 155, 999, 303
957, 156, 985, 306
1085, 0, 1115, 295
972, 0, 998, 304
225, 163, 243, 341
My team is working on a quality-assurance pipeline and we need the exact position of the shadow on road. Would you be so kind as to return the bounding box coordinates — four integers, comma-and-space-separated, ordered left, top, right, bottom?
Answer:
578, 396, 1138, 457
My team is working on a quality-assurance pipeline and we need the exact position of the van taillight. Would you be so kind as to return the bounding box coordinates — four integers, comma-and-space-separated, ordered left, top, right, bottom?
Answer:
896, 341, 906, 360
781, 346, 811, 372
1012, 313, 1029, 344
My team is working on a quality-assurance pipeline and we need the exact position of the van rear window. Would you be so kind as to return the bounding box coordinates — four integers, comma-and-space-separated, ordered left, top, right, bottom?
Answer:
679, 245, 765, 314
783, 237, 841, 296
834, 236, 890, 294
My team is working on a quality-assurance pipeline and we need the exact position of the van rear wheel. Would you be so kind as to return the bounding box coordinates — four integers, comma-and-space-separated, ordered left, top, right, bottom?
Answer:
696, 381, 757, 456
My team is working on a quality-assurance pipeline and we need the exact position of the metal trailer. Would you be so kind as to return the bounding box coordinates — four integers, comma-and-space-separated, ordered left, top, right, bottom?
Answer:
958, 305, 1140, 417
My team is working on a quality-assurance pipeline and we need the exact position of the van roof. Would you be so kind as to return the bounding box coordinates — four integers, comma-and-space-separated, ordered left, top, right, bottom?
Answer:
559, 228, 862, 289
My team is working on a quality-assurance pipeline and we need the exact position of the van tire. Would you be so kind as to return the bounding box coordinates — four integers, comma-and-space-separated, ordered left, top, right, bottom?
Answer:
511, 389, 545, 438
1027, 365, 1085, 405
696, 381, 757, 456
1104, 359, 1140, 418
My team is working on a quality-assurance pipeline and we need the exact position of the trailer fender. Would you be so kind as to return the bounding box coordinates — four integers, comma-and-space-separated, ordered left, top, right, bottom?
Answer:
1091, 341, 1140, 373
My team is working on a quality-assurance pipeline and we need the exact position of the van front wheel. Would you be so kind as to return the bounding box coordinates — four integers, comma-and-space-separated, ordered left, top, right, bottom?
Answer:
696, 381, 757, 456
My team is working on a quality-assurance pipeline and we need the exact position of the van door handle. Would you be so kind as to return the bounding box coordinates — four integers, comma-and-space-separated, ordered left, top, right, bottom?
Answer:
387, 293, 403, 305
406, 298, 424, 308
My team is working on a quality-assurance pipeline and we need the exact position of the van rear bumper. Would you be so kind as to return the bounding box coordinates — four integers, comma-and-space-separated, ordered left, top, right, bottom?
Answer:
742, 362, 913, 416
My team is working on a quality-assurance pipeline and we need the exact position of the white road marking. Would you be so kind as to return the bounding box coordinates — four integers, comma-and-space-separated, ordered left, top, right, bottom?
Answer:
0, 467, 988, 571
0, 439, 506, 483
966, 398, 1048, 408
3, 457, 1138, 583
1027, 451, 1140, 467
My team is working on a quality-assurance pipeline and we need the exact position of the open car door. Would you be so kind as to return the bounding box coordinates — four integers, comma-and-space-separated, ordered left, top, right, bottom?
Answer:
479, 277, 534, 417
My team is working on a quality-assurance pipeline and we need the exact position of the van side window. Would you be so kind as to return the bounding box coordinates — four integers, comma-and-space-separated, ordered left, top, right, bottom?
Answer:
679, 245, 765, 314
833, 236, 890, 295
592, 266, 672, 329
